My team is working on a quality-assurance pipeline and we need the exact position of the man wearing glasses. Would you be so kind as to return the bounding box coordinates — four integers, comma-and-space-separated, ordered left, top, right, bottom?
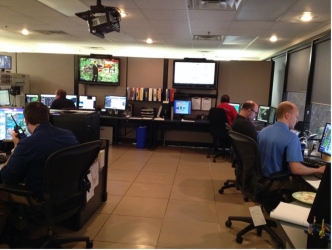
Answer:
232, 101, 259, 141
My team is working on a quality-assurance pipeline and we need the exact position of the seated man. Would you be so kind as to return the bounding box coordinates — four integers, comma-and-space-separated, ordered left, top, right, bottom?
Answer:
258, 101, 325, 192
0, 102, 79, 237
232, 101, 258, 141
216, 94, 238, 126
50, 89, 76, 109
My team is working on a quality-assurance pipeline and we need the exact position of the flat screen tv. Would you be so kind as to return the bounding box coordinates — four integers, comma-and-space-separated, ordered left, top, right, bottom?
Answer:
0, 55, 12, 71
78, 56, 120, 86
172, 59, 218, 90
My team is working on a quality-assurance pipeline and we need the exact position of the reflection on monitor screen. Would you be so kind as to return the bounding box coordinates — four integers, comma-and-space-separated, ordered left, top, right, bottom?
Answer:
318, 123, 331, 156
40, 94, 56, 108
0, 107, 30, 140
25, 94, 39, 104
79, 95, 96, 110
66, 95, 77, 107
257, 105, 270, 123
0, 89, 10, 106
174, 100, 192, 115
229, 103, 240, 113
104, 96, 126, 110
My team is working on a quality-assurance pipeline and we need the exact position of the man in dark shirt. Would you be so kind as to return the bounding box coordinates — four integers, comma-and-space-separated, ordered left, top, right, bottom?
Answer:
50, 89, 76, 109
0, 102, 78, 235
92, 60, 98, 82
232, 101, 259, 141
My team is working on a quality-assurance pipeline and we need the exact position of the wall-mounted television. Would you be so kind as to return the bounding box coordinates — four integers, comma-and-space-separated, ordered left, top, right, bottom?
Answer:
172, 59, 218, 90
78, 56, 120, 86
0, 55, 12, 71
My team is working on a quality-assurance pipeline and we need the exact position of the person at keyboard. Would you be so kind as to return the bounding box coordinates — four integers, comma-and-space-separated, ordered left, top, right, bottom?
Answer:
0, 102, 79, 237
258, 101, 325, 192
232, 100, 259, 141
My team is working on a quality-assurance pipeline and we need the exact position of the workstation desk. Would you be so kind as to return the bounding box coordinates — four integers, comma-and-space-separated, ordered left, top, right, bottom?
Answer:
100, 116, 211, 149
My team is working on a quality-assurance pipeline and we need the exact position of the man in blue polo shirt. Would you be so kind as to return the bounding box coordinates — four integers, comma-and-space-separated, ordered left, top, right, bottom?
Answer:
258, 101, 325, 191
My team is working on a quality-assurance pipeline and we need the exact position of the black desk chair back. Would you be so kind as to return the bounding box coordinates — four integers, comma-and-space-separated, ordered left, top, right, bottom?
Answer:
0, 140, 102, 248
207, 107, 230, 162
225, 131, 289, 248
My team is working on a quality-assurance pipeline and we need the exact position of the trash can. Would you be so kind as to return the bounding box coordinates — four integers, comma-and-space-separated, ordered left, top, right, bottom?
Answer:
136, 126, 147, 149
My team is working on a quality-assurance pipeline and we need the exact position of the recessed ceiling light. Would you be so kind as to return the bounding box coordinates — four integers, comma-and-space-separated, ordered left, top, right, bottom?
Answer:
300, 12, 313, 22
270, 35, 277, 42
120, 12, 127, 17
21, 28, 29, 35
146, 38, 153, 44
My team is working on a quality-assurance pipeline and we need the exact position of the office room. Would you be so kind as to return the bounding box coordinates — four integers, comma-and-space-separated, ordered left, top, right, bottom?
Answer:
0, 0, 331, 248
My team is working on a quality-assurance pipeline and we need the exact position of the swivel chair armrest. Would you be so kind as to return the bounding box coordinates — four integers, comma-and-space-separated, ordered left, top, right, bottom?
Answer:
267, 170, 290, 180
0, 183, 34, 197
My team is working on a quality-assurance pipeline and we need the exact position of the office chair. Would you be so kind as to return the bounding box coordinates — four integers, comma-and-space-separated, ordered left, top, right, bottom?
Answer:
0, 140, 102, 248
225, 131, 290, 248
206, 107, 230, 162
218, 125, 238, 195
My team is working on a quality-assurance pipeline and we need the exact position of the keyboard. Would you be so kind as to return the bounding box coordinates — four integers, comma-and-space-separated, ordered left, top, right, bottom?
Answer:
313, 172, 323, 180
303, 157, 326, 168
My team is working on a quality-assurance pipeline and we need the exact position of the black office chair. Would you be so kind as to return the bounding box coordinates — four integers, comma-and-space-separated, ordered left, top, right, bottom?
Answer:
219, 125, 238, 195
206, 107, 230, 162
225, 131, 290, 248
0, 140, 102, 248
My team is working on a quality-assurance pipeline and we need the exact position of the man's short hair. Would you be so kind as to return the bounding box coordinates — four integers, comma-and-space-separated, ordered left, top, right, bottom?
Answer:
24, 102, 49, 125
276, 101, 296, 119
56, 89, 67, 98
241, 101, 256, 110
221, 95, 230, 103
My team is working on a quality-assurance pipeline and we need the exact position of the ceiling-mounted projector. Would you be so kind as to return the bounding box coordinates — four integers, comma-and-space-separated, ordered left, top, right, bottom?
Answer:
75, 0, 121, 39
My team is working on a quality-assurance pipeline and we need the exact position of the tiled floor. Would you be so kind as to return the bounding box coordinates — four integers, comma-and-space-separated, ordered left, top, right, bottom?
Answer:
1, 144, 280, 248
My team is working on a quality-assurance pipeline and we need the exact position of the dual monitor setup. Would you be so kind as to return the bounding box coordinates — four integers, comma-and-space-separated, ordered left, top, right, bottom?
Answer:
228, 102, 276, 125
25, 94, 97, 110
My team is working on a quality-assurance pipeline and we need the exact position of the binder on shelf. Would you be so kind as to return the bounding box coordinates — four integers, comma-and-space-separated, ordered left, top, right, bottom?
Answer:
157, 88, 162, 102
148, 88, 153, 101
191, 97, 202, 110
165, 89, 169, 101
144, 88, 149, 101
170, 88, 175, 102
139, 88, 144, 101
153, 88, 157, 101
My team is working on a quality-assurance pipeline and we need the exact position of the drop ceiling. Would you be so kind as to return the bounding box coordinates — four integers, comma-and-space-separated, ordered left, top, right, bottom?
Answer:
0, 0, 330, 60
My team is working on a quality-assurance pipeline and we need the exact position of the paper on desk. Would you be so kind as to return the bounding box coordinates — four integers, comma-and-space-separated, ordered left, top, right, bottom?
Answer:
301, 175, 320, 190
249, 206, 266, 226
270, 202, 310, 227
86, 173, 94, 202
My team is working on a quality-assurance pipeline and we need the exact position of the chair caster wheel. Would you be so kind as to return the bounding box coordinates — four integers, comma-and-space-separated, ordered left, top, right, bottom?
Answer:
236, 236, 243, 244
225, 220, 232, 227
87, 241, 93, 248
219, 189, 224, 194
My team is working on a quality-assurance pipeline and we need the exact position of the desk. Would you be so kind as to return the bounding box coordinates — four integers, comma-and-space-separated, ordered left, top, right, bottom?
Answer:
100, 116, 212, 149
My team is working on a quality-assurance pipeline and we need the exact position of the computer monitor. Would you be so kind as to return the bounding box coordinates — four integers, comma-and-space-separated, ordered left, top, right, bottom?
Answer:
104, 95, 126, 110
0, 107, 30, 140
25, 94, 39, 104
268, 107, 276, 124
229, 102, 241, 113
307, 163, 331, 225
66, 94, 77, 107
318, 123, 331, 157
40, 94, 56, 108
78, 95, 96, 110
0, 89, 10, 106
257, 105, 270, 123
173, 100, 191, 118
